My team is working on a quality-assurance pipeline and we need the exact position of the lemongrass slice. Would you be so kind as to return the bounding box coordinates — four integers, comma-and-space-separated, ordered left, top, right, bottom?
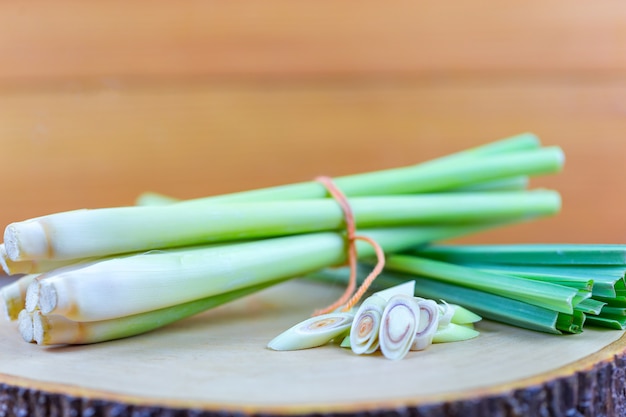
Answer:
17, 310, 35, 343
267, 312, 354, 351
433, 323, 480, 343
411, 299, 439, 351
0, 274, 38, 320
379, 294, 420, 360
349, 294, 387, 355
450, 304, 482, 325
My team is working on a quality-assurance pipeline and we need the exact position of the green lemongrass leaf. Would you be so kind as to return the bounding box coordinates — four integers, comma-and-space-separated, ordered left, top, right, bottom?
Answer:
0, 274, 38, 320
32, 227, 462, 322
585, 316, 626, 330
379, 295, 420, 360
350, 294, 387, 355
595, 296, 626, 307
310, 267, 567, 334
433, 323, 480, 343
267, 312, 354, 351
453, 264, 625, 298
4, 191, 560, 262
416, 244, 626, 266
33, 282, 274, 346
574, 298, 606, 315
600, 306, 626, 316
385, 255, 581, 314
450, 304, 482, 324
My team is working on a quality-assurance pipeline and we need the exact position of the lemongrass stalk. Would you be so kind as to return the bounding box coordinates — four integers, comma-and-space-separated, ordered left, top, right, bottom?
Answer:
600, 306, 626, 316
349, 294, 387, 355
176, 146, 564, 207
0, 243, 95, 276
379, 294, 421, 360
432, 323, 480, 343
416, 244, 626, 265
166, 133, 546, 206
266, 312, 354, 351
585, 316, 625, 330
134, 192, 180, 206
17, 310, 35, 343
0, 274, 38, 320
411, 299, 439, 351
385, 255, 585, 314
33, 282, 274, 345
4, 191, 561, 262
31, 227, 473, 322
311, 267, 574, 334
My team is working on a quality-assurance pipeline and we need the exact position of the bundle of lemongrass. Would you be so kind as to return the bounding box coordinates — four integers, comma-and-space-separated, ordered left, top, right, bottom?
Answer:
0, 133, 566, 352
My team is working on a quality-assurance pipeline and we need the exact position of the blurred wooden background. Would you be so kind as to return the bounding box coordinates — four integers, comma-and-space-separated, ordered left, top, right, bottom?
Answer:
0, 1, 625, 244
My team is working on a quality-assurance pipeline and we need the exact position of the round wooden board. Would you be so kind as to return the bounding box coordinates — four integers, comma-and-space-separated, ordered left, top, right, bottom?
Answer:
1, 279, 626, 417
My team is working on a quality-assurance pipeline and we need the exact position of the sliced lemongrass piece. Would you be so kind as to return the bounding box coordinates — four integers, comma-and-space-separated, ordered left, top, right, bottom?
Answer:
385, 255, 583, 314
450, 304, 482, 325
575, 299, 606, 315
350, 294, 387, 355
1, 274, 38, 320
416, 244, 626, 265
371, 280, 415, 301
4, 191, 560, 262
267, 312, 354, 351
31, 227, 442, 322
437, 301, 454, 328
411, 299, 439, 351
17, 310, 35, 343
433, 323, 480, 343
32, 282, 273, 346
340, 335, 351, 348
379, 294, 420, 360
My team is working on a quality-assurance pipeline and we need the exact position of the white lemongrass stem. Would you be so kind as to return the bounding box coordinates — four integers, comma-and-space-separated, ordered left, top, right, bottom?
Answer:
349, 294, 387, 355
433, 323, 480, 343
32, 282, 272, 346
4, 191, 561, 262
379, 294, 420, 360
267, 312, 354, 351
18, 309, 35, 343
0, 242, 95, 275
32, 227, 454, 322
411, 299, 440, 351
0, 274, 38, 320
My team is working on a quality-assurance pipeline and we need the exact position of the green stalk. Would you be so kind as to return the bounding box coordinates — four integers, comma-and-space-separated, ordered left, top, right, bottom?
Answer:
463, 264, 624, 298
384, 255, 586, 314
4, 191, 560, 262
30, 226, 488, 322
585, 316, 626, 330
416, 244, 626, 265
575, 298, 606, 315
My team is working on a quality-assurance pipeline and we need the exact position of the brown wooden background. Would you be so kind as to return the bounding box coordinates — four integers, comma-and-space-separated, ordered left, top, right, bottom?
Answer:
1, 1, 625, 244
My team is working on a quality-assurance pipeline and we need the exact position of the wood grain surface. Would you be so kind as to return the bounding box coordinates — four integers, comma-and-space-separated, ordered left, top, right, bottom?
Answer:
1, 1, 625, 245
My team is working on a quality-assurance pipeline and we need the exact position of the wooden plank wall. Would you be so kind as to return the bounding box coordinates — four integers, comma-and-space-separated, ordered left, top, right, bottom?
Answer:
1, 1, 625, 244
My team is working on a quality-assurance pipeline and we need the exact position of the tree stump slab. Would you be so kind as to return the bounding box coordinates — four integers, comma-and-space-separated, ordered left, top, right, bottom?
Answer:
1, 280, 625, 417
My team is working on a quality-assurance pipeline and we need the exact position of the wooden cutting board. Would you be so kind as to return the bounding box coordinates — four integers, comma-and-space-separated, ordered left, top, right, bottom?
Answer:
1, 279, 625, 417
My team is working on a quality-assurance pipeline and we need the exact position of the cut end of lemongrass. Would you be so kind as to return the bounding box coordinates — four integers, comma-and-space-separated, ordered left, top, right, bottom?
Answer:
1, 289, 22, 321
450, 304, 483, 325
17, 310, 35, 343
350, 294, 387, 355
24, 280, 41, 313
267, 312, 354, 351
4, 221, 50, 262
412, 299, 439, 351
37, 282, 57, 315
32, 312, 81, 346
